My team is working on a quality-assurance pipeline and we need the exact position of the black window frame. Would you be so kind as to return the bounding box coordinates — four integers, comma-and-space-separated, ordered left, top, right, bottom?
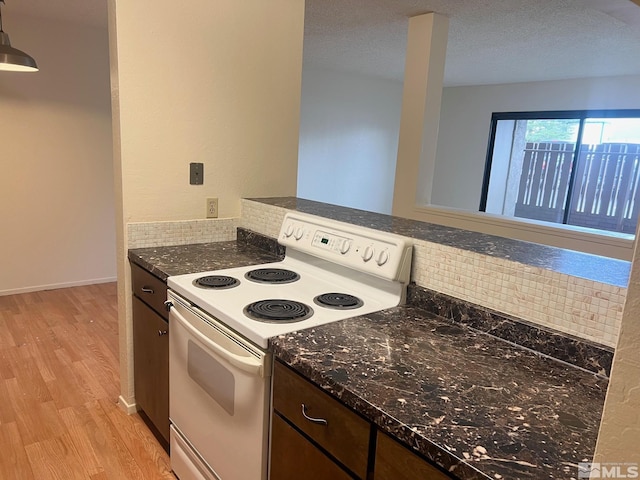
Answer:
480, 109, 640, 231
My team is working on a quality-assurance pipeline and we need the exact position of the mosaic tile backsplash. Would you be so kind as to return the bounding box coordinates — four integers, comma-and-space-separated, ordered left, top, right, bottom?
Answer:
240, 198, 626, 348
409, 238, 625, 347
126, 198, 627, 348
127, 218, 239, 248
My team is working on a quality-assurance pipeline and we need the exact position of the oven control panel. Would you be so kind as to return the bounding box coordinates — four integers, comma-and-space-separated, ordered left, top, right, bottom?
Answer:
311, 230, 352, 255
279, 212, 412, 283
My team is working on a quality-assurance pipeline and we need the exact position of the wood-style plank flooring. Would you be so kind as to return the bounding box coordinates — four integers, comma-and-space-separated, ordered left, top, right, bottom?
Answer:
0, 283, 175, 479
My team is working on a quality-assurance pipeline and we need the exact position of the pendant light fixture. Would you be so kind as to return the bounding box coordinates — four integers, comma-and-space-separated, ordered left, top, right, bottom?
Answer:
0, 0, 38, 72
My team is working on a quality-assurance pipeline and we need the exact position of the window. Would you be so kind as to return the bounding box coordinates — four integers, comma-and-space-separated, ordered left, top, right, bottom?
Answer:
480, 110, 640, 235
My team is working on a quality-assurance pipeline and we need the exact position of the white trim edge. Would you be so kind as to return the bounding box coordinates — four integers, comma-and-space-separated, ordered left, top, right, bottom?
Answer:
0, 277, 117, 297
118, 395, 138, 415
412, 204, 635, 260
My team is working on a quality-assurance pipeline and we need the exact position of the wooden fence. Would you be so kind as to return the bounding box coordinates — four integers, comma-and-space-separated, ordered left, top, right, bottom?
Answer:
514, 142, 640, 234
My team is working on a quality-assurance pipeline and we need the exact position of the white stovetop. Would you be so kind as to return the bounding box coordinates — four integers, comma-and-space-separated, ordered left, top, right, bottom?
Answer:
167, 255, 403, 349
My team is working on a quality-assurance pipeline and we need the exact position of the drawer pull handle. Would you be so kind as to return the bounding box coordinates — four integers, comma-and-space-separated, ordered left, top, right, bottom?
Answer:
158, 330, 168, 336
141, 286, 154, 294
301, 404, 328, 426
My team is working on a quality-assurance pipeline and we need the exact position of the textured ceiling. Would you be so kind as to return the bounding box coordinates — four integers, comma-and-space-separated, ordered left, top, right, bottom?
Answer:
4, 0, 640, 86
304, 0, 640, 85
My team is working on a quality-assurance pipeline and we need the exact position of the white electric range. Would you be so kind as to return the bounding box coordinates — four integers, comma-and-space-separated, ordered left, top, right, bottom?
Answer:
166, 212, 413, 480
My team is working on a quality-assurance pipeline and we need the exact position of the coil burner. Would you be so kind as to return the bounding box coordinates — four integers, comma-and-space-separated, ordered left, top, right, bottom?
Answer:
244, 268, 300, 284
194, 275, 240, 290
313, 292, 364, 310
243, 299, 313, 323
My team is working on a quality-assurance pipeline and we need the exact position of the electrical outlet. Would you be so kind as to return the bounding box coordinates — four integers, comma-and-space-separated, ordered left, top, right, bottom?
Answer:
206, 198, 218, 218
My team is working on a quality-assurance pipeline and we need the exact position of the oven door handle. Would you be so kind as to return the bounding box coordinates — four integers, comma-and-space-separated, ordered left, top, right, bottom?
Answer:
170, 305, 264, 377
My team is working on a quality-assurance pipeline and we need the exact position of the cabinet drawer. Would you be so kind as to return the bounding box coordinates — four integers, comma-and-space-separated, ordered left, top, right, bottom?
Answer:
131, 263, 168, 320
270, 413, 352, 480
374, 431, 452, 480
273, 361, 370, 479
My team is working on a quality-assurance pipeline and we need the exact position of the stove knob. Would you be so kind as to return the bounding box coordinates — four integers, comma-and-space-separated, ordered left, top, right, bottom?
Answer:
376, 249, 389, 266
294, 227, 305, 240
283, 223, 294, 238
340, 240, 352, 254
362, 245, 374, 262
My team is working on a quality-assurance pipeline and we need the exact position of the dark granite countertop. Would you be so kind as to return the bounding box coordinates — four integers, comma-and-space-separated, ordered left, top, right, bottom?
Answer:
270, 307, 607, 480
249, 197, 631, 287
128, 231, 283, 281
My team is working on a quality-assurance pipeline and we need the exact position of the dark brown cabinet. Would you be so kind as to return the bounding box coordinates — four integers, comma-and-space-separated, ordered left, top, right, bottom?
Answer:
271, 361, 370, 479
131, 263, 169, 447
270, 360, 456, 480
374, 430, 452, 480
270, 413, 353, 480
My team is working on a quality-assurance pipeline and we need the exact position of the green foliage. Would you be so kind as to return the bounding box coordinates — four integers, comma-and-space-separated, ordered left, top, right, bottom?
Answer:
524, 119, 579, 143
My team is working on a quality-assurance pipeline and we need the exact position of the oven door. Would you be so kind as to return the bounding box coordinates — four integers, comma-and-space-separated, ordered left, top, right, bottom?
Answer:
168, 291, 271, 480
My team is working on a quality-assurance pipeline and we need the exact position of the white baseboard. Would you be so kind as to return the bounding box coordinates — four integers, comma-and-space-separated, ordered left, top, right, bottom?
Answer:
118, 395, 138, 415
0, 276, 117, 297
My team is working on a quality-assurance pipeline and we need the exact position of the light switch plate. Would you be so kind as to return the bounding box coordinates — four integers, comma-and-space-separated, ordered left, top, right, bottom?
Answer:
190, 163, 204, 185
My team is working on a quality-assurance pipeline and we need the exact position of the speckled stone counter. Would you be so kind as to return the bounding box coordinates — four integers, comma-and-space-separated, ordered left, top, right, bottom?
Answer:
128, 229, 284, 280
249, 197, 630, 287
270, 308, 607, 480
409, 285, 614, 377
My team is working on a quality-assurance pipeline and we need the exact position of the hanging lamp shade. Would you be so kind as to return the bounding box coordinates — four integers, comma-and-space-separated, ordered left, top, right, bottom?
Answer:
0, 0, 37, 72
0, 32, 38, 71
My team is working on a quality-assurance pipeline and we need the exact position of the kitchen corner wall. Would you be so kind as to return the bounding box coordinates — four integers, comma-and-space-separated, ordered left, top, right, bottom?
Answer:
108, 0, 305, 408
594, 227, 640, 463
0, 14, 115, 295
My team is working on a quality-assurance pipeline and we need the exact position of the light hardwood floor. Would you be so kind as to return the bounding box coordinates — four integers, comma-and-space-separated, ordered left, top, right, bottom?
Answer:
0, 283, 175, 480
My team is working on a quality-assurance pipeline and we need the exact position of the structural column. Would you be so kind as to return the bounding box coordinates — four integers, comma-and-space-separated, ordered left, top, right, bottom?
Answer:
392, 13, 448, 218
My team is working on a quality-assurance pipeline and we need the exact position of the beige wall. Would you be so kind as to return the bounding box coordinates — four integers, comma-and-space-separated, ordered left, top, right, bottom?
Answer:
109, 0, 305, 407
594, 222, 640, 463
0, 14, 115, 295
112, 1, 303, 224
297, 67, 402, 215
